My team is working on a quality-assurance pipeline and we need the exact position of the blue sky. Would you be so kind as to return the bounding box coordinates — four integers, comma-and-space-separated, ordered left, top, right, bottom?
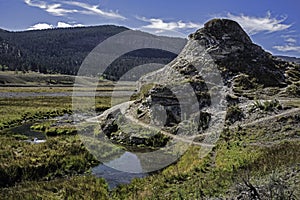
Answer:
1, 0, 300, 57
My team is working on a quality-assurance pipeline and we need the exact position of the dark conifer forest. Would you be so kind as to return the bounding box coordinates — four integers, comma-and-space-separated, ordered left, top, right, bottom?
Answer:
0, 26, 179, 79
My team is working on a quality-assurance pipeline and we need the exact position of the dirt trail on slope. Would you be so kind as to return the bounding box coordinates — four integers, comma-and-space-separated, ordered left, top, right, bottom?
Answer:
86, 101, 300, 147
236, 107, 300, 128
124, 110, 215, 147
87, 101, 215, 147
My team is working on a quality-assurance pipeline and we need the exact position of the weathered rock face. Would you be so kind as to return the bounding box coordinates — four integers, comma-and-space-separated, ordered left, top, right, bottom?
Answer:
190, 18, 252, 45
190, 18, 287, 87
97, 18, 300, 147
131, 18, 300, 136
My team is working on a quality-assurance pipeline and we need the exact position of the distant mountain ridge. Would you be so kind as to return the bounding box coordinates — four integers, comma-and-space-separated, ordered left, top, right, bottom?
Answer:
0, 26, 186, 77
0, 24, 298, 80
277, 55, 300, 64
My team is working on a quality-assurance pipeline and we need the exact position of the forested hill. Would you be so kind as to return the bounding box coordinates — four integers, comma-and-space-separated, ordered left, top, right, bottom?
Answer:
0, 26, 185, 79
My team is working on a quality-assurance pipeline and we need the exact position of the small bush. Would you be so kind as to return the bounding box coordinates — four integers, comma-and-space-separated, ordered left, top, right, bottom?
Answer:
226, 105, 244, 124
285, 82, 300, 97
250, 99, 282, 112
130, 83, 155, 100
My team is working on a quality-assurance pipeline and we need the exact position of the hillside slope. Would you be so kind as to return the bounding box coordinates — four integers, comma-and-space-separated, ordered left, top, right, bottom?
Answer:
0, 26, 185, 78
93, 18, 300, 199
277, 55, 300, 64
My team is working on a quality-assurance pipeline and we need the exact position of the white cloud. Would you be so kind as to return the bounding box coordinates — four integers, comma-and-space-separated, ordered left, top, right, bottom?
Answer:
24, 0, 125, 19
27, 23, 54, 30
285, 38, 297, 43
27, 22, 83, 30
24, 0, 47, 9
225, 11, 291, 35
274, 35, 300, 53
273, 45, 300, 53
57, 22, 83, 28
24, 0, 76, 16
45, 3, 78, 16
63, 1, 126, 20
139, 17, 202, 32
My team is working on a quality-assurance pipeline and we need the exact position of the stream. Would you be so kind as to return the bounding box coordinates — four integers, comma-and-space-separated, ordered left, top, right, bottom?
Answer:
6, 122, 47, 140
3, 122, 147, 189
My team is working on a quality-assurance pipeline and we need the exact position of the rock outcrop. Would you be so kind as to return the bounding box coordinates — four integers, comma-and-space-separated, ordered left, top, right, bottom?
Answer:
96, 18, 300, 149
190, 19, 288, 87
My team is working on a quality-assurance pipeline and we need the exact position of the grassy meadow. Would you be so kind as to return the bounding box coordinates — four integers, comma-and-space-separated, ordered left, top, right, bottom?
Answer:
0, 72, 129, 199
0, 72, 299, 199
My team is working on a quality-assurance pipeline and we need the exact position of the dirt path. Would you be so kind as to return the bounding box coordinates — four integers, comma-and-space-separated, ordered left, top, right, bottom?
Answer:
87, 101, 214, 147
237, 107, 300, 128
124, 110, 215, 147
86, 101, 134, 123
87, 100, 300, 148
246, 138, 300, 147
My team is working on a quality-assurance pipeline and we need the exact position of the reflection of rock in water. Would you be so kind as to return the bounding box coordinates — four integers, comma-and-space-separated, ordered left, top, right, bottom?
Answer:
92, 148, 184, 188
136, 150, 178, 173
7, 123, 47, 140
92, 162, 146, 189
104, 152, 143, 173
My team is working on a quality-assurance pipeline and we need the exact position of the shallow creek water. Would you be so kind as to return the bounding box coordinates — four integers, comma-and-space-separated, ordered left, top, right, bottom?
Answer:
4, 121, 147, 189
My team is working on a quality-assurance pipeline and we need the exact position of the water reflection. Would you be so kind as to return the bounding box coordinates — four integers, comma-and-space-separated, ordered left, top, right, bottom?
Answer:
5, 122, 147, 188
7, 123, 46, 140
92, 152, 146, 189
105, 152, 144, 173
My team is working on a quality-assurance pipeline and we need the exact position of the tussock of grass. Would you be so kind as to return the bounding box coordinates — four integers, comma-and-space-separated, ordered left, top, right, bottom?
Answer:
0, 97, 72, 130
0, 94, 111, 188
0, 135, 99, 187
0, 175, 109, 200
110, 126, 300, 199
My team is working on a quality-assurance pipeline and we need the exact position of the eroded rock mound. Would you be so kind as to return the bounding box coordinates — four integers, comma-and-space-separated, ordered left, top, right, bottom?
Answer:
96, 18, 300, 148
190, 19, 289, 87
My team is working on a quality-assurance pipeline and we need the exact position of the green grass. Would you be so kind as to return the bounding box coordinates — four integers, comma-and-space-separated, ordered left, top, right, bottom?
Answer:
0, 96, 72, 130
0, 85, 136, 93
0, 91, 112, 189
1, 108, 299, 199
0, 135, 99, 187
0, 175, 109, 200
249, 99, 282, 112
130, 83, 155, 100
0, 95, 114, 130
0, 82, 299, 199
110, 124, 300, 199
225, 105, 244, 124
